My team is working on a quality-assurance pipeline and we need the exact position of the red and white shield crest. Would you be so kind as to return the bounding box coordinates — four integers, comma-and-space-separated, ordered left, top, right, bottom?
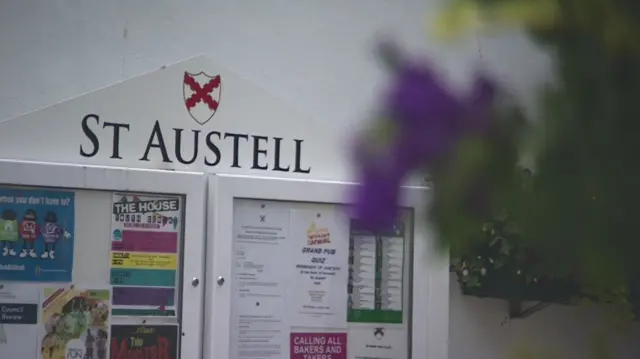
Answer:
183, 71, 222, 125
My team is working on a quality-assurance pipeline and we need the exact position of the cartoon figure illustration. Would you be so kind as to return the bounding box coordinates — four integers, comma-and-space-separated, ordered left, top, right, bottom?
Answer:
59, 299, 86, 340
41, 211, 63, 259
19, 209, 39, 258
0, 210, 19, 256
84, 329, 95, 359
41, 331, 60, 359
95, 330, 107, 359
91, 302, 109, 327
47, 316, 65, 358
44, 313, 62, 334
41, 332, 55, 359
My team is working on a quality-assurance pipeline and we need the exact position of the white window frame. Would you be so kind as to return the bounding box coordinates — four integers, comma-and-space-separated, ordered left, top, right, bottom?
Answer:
205, 174, 450, 359
0, 159, 207, 359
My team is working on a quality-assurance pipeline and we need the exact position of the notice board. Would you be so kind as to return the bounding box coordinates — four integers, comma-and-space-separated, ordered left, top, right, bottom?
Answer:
0, 186, 184, 359
229, 198, 412, 359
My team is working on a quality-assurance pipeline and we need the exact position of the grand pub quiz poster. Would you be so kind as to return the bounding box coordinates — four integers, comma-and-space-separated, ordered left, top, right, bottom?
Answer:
110, 324, 178, 359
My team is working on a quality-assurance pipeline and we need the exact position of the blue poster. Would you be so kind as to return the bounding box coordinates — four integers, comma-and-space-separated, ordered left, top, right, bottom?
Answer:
0, 188, 75, 282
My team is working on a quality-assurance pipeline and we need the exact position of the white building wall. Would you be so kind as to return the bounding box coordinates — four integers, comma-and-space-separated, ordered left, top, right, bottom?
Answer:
1, 0, 638, 358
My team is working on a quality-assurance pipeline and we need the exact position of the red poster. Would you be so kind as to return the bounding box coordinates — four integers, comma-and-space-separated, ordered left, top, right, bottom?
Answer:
290, 332, 347, 359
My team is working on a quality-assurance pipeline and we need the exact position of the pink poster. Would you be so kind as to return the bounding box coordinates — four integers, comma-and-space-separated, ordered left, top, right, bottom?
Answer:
291, 332, 347, 359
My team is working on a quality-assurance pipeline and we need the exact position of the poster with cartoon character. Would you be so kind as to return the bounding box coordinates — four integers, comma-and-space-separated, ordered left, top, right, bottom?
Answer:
39, 287, 110, 359
0, 188, 75, 282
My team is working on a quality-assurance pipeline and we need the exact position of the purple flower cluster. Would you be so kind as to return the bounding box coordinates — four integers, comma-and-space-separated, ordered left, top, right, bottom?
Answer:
351, 42, 496, 232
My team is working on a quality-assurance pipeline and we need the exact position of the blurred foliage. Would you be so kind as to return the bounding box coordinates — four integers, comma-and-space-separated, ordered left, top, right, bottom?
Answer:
451, 213, 581, 303
508, 330, 625, 359
430, 100, 526, 257
430, 0, 640, 329
432, 0, 559, 40
510, 345, 562, 359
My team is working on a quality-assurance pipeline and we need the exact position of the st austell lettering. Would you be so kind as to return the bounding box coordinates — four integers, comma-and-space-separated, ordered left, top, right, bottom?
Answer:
79, 114, 311, 173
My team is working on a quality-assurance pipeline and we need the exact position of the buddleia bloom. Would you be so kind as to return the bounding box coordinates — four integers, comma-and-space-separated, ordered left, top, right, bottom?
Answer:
350, 40, 497, 232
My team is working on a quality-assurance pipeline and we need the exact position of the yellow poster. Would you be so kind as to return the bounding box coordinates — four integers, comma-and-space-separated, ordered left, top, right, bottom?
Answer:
110, 252, 177, 270
39, 287, 110, 359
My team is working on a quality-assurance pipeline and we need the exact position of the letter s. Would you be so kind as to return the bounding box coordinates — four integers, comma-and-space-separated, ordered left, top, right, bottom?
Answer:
204, 131, 222, 166
80, 114, 100, 157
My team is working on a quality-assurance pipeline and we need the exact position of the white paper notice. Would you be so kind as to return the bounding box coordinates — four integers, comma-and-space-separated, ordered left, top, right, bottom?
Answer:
350, 234, 377, 311
379, 236, 404, 311
0, 283, 39, 359
231, 201, 290, 359
348, 327, 407, 359
289, 209, 349, 329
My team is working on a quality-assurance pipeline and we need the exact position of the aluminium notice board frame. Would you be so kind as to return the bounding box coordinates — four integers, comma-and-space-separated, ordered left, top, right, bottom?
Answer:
205, 174, 450, 359
0, 159, 207, 359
